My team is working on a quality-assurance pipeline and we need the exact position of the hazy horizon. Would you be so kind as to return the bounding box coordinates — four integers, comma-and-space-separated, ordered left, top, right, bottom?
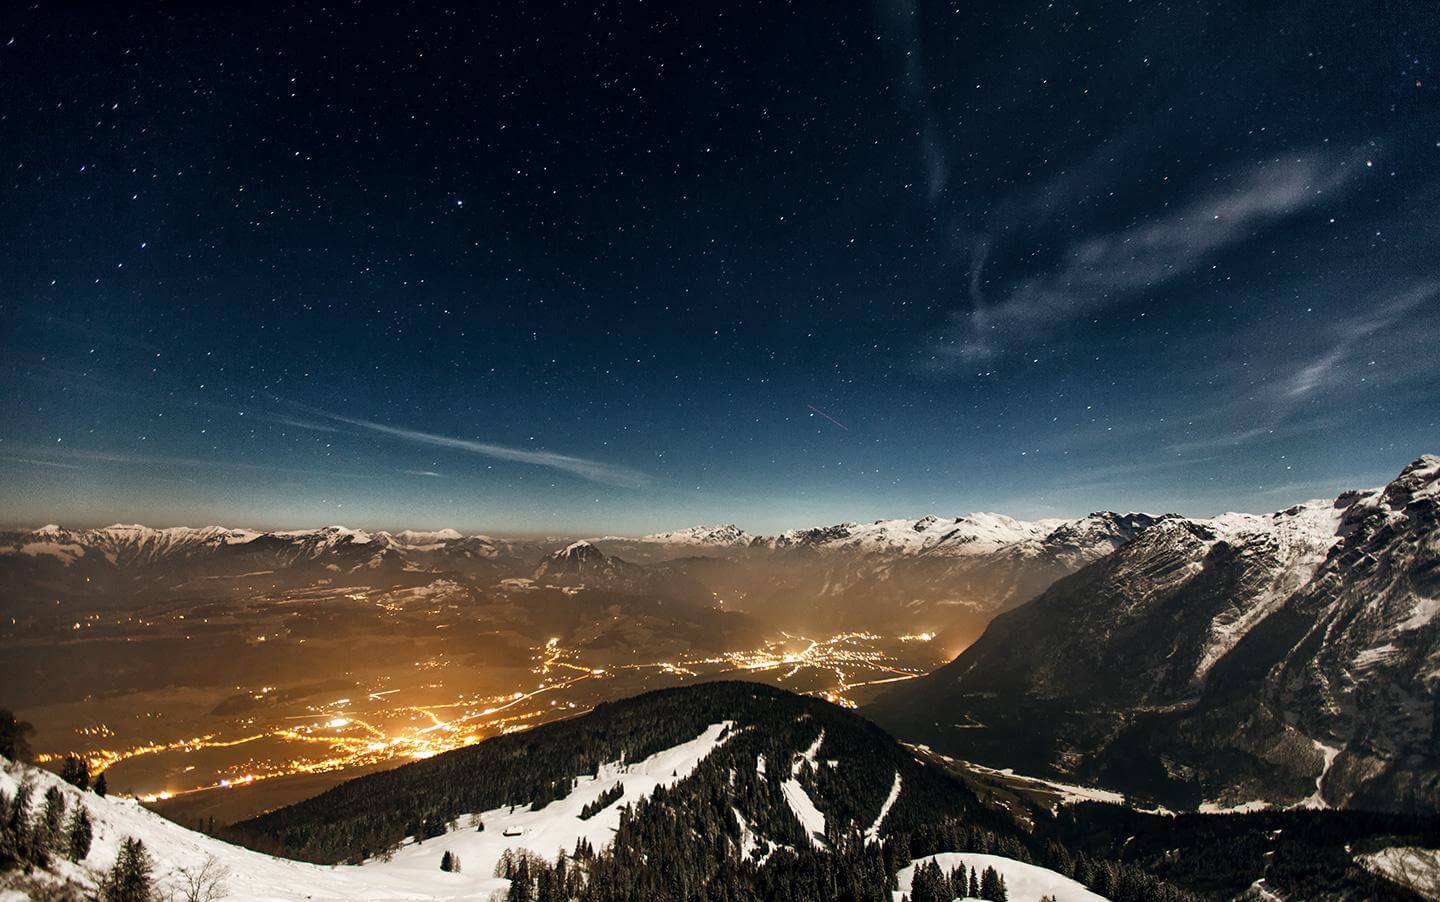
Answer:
3, 449, 1430, 537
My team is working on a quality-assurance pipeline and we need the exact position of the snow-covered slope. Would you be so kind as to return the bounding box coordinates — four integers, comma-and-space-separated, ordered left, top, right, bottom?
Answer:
1358, 846, 1440, 899
893, 852, 1109, 902
2, 754, 450, 901
1, 722, 734, 900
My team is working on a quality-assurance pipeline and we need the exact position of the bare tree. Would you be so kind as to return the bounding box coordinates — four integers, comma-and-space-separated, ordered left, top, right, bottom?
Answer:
168, 854, 230, 902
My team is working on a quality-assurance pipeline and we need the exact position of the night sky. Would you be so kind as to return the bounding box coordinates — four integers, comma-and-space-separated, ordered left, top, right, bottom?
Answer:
2, 1, 1437, 534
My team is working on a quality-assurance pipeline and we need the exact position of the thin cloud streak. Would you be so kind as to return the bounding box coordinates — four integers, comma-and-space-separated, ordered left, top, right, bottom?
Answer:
930, 151, 1366, 368
1, 445, 370, 480
1277, 283, 1438, 399
874, 0, 949, 203
315, 412, 651, 489
1163, 418, 1332, 455
0, 455, 85, 471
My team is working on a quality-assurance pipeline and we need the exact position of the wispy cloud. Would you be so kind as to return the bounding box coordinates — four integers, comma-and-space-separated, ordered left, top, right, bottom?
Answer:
24, 312, 161, 355
1163, 418, 1333, 455
929, 151, 1365, 368
267, 415, 347, 434
401, 469, 445, 478
0, 455, 85, 470
1051, 453, 1222, 492
1277, 283, 1438, 399
874, 0, 948, 202
310, 412, 651, 489
0, 445, 368, 480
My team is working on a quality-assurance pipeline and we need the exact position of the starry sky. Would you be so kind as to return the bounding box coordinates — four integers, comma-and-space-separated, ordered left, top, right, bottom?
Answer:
2, 1, 1437, 534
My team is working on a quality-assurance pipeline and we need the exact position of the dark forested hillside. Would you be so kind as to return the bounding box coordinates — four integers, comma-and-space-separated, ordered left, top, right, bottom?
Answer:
226, 681, 1196, 899
1047, 802, 1440, 901
229, 681, 1000, 864
221, 680, 1429, 900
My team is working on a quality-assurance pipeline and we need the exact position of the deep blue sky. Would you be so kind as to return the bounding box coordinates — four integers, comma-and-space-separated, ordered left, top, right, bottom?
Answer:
2, 1, 1437, 534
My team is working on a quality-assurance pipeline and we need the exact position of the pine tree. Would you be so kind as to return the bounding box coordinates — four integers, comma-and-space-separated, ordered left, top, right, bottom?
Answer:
910, 860, 945, 902
94, 772, 109, 797
66, 805, 93, 861
0, 710, 34, 762
59, 754, 90, 790
4, 782, 34, 863
102, 836, 155, 902
0, 789, 18, 868
979, 865, 1008, 901
34, 784, 66, 858
506, 854, 534, 901
441, 849, 456, 871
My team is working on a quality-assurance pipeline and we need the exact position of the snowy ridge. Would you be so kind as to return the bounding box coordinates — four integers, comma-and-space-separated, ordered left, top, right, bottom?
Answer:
770, 513, 1060, 556
1190, 498, 1348, 681
597, 511, 1164, 562
0, 523, 511, 570
636, 524, 755, 546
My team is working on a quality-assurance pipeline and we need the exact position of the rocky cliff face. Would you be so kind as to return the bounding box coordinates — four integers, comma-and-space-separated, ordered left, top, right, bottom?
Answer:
867, 456, 1440, 813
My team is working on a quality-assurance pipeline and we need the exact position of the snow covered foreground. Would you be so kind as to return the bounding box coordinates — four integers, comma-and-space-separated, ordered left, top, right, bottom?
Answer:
2, 721, 733, 900
893, 853, 1109, 902
1359, 847, 1440, 899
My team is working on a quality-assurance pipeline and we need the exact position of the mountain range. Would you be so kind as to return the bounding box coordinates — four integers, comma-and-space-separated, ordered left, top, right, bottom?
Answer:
0, 510, 1170, 642
866, 455, 1440, 814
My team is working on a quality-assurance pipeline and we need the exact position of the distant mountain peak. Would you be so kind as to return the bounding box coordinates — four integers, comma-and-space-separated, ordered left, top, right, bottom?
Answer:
533, 540, 632, 584
638, 524, 755, 546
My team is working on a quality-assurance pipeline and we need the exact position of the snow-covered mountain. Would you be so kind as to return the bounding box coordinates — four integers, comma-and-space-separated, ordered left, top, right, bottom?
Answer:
595, 511, 1166, 562
638, 524, 756, 547
768, 512, 1065, 556
867, 455, 1440, 814
0, 524, 548, 610
579, 511, 1174, 639
531, 540, 640, 585
0, 523, 514, 568
1, 512, 1169, 636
